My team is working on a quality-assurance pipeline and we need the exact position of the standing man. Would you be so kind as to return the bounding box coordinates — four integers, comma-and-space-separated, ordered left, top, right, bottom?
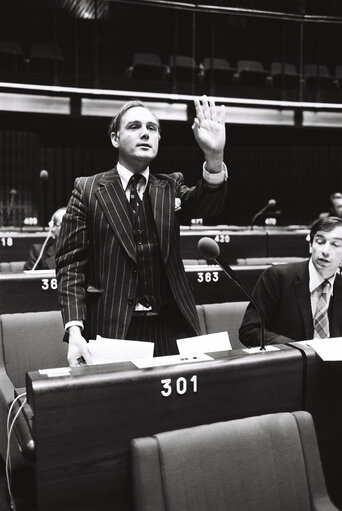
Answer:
56, 96, 228, 365
239, 217, 342, 347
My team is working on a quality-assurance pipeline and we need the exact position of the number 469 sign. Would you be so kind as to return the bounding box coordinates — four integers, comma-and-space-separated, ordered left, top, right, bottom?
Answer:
160, 375, 197, 397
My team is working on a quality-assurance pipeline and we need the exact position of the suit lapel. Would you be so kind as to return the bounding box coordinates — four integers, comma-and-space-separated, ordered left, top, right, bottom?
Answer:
95, 169, 136, 263
148, 174, 174, 263
294, 261, 313, 339
331, 274, 342, 336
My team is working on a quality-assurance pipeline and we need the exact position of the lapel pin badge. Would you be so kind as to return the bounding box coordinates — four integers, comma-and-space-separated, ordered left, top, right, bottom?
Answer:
175, 198, 182, 211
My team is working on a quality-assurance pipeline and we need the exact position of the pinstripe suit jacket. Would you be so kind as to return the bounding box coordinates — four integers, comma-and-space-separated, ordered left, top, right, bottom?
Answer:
56, 167, 227, 340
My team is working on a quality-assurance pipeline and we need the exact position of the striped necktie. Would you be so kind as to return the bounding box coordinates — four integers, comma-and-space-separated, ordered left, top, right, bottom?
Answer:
313, 280, 330, 339
129, 174, 144, 216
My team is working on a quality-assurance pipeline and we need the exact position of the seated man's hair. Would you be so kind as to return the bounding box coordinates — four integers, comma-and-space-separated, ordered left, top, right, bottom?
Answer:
310, 216, 342, 243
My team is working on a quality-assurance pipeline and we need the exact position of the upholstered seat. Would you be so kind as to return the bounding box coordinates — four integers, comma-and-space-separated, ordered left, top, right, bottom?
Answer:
131, 411, 338, 511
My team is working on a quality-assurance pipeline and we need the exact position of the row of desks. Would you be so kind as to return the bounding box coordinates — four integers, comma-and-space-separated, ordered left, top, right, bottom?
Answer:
14, 343, 342, 510
0, 264, 269, 313
0, 227, 310, 262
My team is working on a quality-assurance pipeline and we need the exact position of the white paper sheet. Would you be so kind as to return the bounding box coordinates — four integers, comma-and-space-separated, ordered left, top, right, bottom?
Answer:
88, 335, 154, 365
298, 338, 342, 361
132, 353, 213, 369
177, 331, 231, 356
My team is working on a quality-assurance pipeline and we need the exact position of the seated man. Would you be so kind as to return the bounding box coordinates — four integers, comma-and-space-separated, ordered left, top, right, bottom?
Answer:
318, 192, 342, 220
24, 207, 66, 270
239, 216, 342, 347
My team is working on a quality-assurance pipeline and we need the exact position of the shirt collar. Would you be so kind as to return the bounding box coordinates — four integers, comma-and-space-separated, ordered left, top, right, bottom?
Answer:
309, 258, 336, 293
116, 162, 149, 192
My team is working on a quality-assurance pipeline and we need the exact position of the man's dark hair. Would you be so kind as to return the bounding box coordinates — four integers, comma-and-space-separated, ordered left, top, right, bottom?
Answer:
107, 99, 160, 140
310, 216, 342, 243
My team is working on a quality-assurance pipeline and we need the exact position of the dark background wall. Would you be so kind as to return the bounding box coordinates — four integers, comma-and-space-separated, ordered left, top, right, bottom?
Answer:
1, 0, 342, 227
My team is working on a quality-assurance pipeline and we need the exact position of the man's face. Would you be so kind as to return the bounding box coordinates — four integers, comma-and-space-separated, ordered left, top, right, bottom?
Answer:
311, 226, 342, 278
111, 106, 160, 171
52, 209, 66, 239
331, 198, 342, 218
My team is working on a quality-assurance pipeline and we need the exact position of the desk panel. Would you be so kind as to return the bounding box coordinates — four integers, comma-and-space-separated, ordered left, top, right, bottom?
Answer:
185, 264, 268, 303
180, 229, 267, 262
0, 265, 268, 313
0, 272, 59, 314
266, 229, 310, 257
0, 232, 46, 261
23, 346, 306, 511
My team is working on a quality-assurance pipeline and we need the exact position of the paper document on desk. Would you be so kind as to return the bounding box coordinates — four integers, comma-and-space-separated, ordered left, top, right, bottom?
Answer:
88, 335, 154, 365
299, 338, 342, 361
177, 331, 231, 356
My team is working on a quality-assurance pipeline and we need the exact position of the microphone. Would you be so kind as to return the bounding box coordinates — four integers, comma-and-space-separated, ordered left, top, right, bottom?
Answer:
4, 189, 17, 226
198, 237, 266, 350
39, 170, 49, 228
251, 199, 277, 228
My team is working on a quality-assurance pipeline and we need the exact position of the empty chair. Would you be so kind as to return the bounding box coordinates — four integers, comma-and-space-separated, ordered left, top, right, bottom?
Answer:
132, 411, 338, 511
0, 310, 67, 460
0, 261, 25, 272
202, 57, 236, 82
0, 40, 24, 73
168, 55, 198, 83
271, 61, 300, 89
125, 52, 169, 81
304, 64, 336, 91
335, 65, 342, 88
237, 59, 270, 86
196, 301, 248, 349
29, 43, 64, 83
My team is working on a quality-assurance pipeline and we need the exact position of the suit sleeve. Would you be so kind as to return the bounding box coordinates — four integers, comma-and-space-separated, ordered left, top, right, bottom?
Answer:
172, 172, 227, 223
56, 178, 89, 326
239, 266, 296, 347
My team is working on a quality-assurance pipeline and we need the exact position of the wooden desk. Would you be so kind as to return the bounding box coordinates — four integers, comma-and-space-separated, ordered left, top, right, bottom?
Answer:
0, 265, 268, 313
266, 229, 310, 257
180, 228, 267, 262
20, 345, 307, 511
0, 271, 59, 314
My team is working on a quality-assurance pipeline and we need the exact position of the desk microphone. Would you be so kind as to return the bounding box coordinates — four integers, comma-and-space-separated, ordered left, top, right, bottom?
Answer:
251, 198, 277, 229
198, 237, 266, 350
4, 188, 17, 226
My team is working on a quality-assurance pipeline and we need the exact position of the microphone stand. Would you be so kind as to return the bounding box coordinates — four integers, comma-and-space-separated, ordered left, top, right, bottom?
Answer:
215, 255, 266, 350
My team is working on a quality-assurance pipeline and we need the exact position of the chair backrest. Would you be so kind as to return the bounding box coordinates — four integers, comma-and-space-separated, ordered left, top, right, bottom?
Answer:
0, 40, 24, 56
0, 310, 67, 388
133, 52, 162, 66
271, 61, 297, 75
30, 43, 64, 61
131, 411, 336, 511
304, 64, 330, 77
335, 65, 342, 78
197, 301, 248, 349
238, 59, 264, 72
169, 55, 196, 68
0, 261, 25, 272
202, 57, 231, 71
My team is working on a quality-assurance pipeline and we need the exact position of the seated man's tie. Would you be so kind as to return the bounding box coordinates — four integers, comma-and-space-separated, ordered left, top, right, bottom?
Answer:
313, 280, 330, 339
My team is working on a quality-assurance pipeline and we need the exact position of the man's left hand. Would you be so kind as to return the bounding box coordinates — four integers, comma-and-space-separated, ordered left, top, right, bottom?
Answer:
192, 95, 226, 166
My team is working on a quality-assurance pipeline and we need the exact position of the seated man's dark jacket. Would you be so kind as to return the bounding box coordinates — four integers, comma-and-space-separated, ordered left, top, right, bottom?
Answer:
24, 238, 57, 270
239, 260, 342, 347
